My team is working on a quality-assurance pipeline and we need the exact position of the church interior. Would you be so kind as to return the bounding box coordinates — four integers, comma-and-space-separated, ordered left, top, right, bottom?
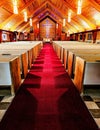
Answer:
0, 0, 100, 130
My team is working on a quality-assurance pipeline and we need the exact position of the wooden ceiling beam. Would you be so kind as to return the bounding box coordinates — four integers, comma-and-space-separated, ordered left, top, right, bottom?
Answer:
71, 19, 84, 31
0, 0, 35, 29
8, 0, 96, 32
20, 25, 30, 32
17, 22, 29, 32
23, 26, 30, 32
15, 8, 49, 31
47, 0, 86, 31
36, 0, 41, 6
37, 13, 60, 25
47, 0, 66, 18
89, 0, 100, 12
11, 0, 81, 33
62, 0, 96, 29
10, 1, 48, 31
65, 22, 78, 33
0, 1, 6, 7
47, 1, 85, 32
37, 9, 77, 33
10, 19, 24, 31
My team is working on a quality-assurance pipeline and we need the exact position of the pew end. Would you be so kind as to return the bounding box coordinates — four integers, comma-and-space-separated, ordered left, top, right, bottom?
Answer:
73, 56, 86, 93
63, 49, 68, 69
68, 51, 74, 78
10, 57, 21, 95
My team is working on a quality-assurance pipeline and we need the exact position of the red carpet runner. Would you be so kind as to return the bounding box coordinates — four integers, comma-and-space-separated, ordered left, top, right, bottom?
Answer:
0, 43, 99, 130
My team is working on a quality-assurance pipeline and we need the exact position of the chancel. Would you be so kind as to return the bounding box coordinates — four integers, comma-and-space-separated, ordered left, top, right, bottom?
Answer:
0, 0, 100, 130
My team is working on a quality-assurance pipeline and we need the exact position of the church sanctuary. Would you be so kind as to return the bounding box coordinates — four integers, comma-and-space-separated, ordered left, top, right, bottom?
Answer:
0, 0, 100, 130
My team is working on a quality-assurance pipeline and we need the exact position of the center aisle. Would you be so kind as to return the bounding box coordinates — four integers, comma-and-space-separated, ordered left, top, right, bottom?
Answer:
0, 43, 99, 130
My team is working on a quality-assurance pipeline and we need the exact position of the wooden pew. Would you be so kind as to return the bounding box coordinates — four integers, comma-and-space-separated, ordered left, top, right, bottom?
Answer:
0, 55, 21, 95
73, 55, 100, 92
0, 41, 43, 95
78, 55, 100, 86
53, 41, 100, 94
0, 42, 42, 77
0, 50, 28, 79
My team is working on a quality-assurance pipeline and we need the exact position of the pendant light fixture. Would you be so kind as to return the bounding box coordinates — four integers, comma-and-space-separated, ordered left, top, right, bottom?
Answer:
24, 11, 27, 22
13, 0, 18, 14
30, 18, 32, 26
56, 23, 58, 29
63, 19, 66, 27
68, 10, 71, 23
77, 0, 82, 15
37, 23, 39, 28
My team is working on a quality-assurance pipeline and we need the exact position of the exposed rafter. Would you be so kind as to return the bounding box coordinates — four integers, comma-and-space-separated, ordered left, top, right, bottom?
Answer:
62, 0, 96, 29
0, 0, 35, 28
0, 1, 6, 7
89, 0, 100, 12
17, 22, 29, 32
10, 1, 48, 31
0, 0, 99, 33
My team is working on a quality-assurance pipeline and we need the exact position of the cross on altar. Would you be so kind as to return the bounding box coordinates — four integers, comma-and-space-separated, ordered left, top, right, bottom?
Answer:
42, 19, 52, 38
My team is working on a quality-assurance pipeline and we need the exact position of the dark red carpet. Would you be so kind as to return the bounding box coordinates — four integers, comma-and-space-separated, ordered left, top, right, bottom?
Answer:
0, 43, 99, 130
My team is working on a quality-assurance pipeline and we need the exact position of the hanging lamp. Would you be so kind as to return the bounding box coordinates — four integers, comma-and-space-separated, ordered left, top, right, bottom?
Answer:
24, 11, 27, 22
77, 0, 82, 14
13, 0, 18, 14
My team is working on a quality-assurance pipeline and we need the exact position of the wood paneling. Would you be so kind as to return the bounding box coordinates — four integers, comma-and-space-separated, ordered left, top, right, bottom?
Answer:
40, 17, 56, 39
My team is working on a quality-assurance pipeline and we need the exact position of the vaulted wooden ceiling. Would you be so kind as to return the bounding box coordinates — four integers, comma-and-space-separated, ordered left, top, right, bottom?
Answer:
0, 0, 100, 34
